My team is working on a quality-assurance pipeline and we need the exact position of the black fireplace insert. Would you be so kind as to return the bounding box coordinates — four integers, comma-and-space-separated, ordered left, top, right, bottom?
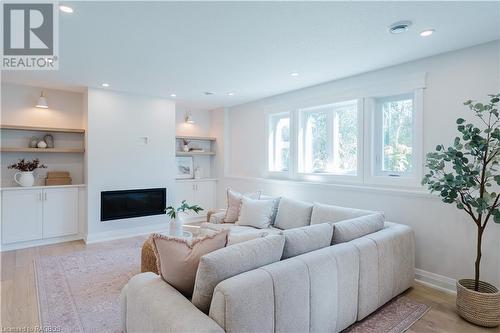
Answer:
101, 188, 166, 221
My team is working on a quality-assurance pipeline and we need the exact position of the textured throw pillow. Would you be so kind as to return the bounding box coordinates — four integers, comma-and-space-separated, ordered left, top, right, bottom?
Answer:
151, 229, 229, 297
224, 188, 261, 223
192, 234, 285, 313
310, 202, 376, 225
236, 197, 275, 229
274, 197, 313, 230
331, 213, 385, 244
227, 231, 268, 246
282, 223, 333, 259
261, 195, 281, 226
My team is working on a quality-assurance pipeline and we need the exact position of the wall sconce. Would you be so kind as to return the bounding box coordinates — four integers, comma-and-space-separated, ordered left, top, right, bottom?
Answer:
184, 111, 195, 124
35, 91, 48, 109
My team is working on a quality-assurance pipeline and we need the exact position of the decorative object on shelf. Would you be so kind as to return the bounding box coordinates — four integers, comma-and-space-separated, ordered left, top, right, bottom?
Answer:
35, 91, 48, 109
189, 147, 205, 152
176, 156, 194, 179
45, 171, 72, 186
165, 200, 203, 236
182, 138, 190, 152
43, 134, 54, 148
194, 167, 202, 179
37, 140, 47, 149
422, 93, 500, 327
184, 111, 195, 124
29, 136, 39, 148
8, 158, 47, 187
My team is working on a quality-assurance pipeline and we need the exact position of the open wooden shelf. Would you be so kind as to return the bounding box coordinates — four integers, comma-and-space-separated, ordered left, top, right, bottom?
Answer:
1, 147, 85, 153
176, 151, 215, 156
0, 124, 85, 134
176, 135, 216, 141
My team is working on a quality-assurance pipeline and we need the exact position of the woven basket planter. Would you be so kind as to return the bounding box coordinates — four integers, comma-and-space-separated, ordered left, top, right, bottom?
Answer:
456, 279, 500, 327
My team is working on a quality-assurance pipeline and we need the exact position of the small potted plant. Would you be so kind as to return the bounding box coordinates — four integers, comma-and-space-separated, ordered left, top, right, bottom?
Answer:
8, 158, 47, 187
422, 94, 500, 327
165, 200, 203, 235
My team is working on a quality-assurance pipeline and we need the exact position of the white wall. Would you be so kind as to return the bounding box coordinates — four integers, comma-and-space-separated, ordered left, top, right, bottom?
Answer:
220, 41, 500, 289
0, 83, 85, 185
85, 89, 176, 240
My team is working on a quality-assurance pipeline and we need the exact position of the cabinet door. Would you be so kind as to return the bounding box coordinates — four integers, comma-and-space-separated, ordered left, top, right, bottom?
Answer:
174, 181, 196, 217
2, 189, 43, 244
43, 187, 78, 238
194, 181, 216, 217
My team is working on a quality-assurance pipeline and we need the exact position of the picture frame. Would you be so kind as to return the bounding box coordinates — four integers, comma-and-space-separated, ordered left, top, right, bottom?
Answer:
176, 156, 194, 179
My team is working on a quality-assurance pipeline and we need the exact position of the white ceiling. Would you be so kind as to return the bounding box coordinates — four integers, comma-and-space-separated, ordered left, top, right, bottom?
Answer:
2, 1, 499, 110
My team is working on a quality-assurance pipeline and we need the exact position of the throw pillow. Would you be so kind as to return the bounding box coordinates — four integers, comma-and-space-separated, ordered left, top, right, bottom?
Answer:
151, 229, 229, 297
261, 195, 281, 226
236, 197, 275, 229
274, 197, 313, 230
331, 213, 385, 244
191, 234, 285, 313
282, 223, 333, 259
310, 202, 376, 225
224, 188, 261, 223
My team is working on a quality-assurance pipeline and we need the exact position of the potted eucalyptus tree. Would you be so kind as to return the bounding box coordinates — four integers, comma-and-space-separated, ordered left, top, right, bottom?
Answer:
422, 94, 500, 327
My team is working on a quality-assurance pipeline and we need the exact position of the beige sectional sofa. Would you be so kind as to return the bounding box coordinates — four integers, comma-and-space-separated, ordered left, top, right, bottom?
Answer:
121, 197, 415, 333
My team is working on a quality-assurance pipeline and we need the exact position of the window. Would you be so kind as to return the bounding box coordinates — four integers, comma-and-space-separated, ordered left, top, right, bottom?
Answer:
298, 100, 358, 175
374, 94, 414, 176
268, 112, 290, 172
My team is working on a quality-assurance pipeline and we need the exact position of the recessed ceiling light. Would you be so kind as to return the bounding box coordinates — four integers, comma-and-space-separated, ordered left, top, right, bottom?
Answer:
204, 91, 216, 95
420, 29, 435, 37
389, 21, 412, 34
59, 5, 74, 13
290, 72, 299, 77
101, 83, 110, 87
227, 92, 235, 96
170, 93, 176, 98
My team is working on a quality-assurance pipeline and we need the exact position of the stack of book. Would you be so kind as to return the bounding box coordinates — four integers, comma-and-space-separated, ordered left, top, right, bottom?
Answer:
45, 171, 72, 186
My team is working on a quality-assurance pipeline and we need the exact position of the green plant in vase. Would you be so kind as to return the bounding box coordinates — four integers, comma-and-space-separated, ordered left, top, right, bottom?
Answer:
422, 93, 500, 327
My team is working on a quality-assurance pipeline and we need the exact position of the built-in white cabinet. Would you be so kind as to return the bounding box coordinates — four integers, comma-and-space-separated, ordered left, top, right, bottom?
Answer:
1, 186, 81, 245
174, 179, 216, 220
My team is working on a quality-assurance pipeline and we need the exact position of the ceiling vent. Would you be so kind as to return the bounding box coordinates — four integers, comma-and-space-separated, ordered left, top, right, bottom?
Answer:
389, 21, 412, 34
204, 91, 216, 95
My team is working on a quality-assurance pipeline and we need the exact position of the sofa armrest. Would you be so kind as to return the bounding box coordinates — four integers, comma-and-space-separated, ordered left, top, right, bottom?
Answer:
207, 209, 226, 224
121, 272, 224, 333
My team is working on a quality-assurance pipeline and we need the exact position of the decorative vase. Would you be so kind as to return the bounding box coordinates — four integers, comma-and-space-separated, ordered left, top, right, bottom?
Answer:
456, 279, 500, 327
183, 145, 189, 152
169, 217, 184, 237
14, 171, 35, 187
37, 141, 47, 149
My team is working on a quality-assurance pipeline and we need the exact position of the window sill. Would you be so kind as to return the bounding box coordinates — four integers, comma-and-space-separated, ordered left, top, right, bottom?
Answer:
225, 175, 435, 199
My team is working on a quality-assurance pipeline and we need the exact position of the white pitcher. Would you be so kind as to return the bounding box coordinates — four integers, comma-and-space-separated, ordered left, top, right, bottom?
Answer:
14, 171, 35, 187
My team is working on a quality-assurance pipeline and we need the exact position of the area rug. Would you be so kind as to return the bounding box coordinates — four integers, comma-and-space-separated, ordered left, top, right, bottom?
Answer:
36, 239, 430, 333
343, 296, 431, 333
35, 238, 145, 333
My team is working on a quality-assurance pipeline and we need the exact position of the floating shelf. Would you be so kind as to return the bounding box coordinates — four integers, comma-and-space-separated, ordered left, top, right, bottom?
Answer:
0, 124, 85, 134
1, 147, 85, 153
176, 151, 215, 156
176, 135, 216, 141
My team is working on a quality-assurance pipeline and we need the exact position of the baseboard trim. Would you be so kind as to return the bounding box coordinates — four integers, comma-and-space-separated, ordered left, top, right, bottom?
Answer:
415, 268, 457, 294
0, 234, 83, 252
84, 224, 170, 244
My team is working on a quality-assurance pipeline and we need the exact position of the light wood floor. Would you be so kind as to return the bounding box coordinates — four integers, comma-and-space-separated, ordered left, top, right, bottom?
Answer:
0, 238, 498, 332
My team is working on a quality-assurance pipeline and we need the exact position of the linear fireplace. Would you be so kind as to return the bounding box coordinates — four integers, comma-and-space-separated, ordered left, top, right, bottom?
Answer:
100, 188, 166, 221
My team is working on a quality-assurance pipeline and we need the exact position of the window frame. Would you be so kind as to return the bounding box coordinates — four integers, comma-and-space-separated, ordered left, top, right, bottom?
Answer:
267, 111, 292, 177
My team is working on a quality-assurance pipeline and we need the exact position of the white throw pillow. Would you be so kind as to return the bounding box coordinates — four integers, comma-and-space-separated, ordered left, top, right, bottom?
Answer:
236, 197, 275, 229
274, 197, 313, 230
224, 188, 261, 223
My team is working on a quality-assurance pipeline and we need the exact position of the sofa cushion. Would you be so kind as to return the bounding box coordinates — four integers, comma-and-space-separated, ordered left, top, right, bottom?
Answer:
200, 222, 282, 236
261, 195, 281, 226
236, 197, 275, 229
331, 213, 385, 244
227, 231, 269, 246
224, 188, 261, 223
310, 202, 376, 225
191, 234, 285, 313
151, 230, 228, 297
274, 197, 313, 230
282, 223, 333, 259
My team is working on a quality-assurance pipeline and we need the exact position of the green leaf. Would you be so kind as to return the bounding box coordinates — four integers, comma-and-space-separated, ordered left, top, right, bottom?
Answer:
456, 118, 465, 124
